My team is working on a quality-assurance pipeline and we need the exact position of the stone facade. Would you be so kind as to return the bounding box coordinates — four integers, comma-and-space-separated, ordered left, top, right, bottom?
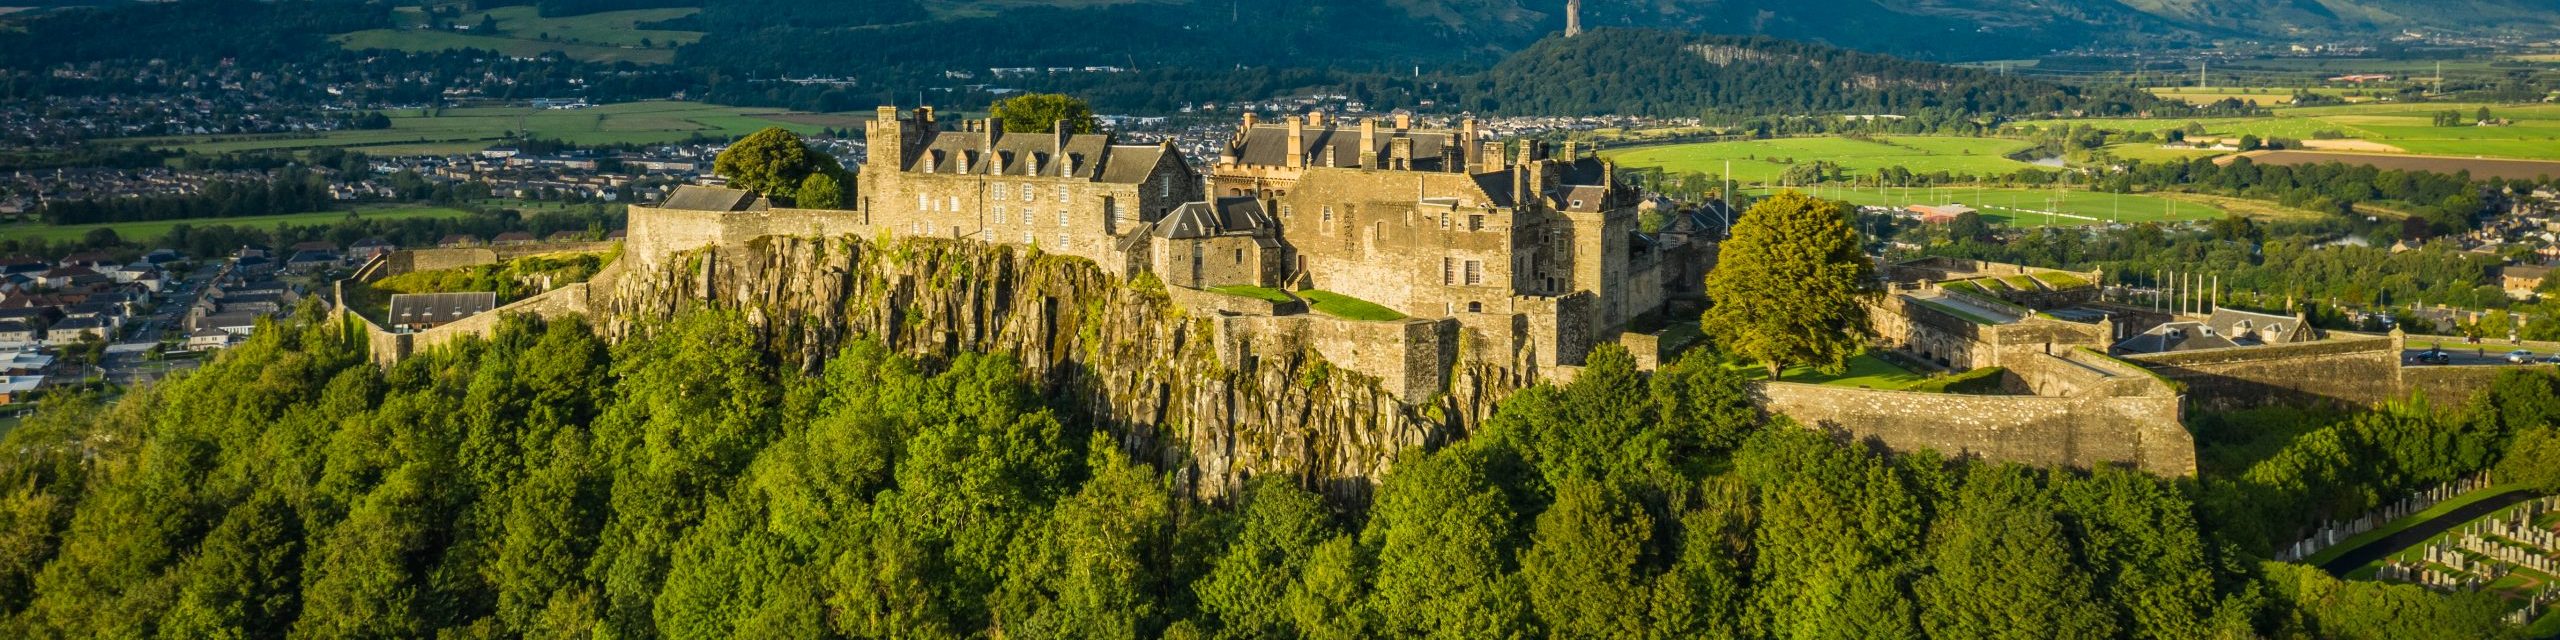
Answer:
860, 107, 1202, 273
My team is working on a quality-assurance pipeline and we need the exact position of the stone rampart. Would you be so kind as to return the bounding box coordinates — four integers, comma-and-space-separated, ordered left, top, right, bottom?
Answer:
2401, 365, 2531, 407
2125, 332, 2405, 411
1754, 380, 2194, 476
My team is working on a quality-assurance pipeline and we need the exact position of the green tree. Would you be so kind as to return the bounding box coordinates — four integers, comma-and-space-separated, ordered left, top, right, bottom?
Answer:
1363, 447, 1531, 638
1914, 466, 2114, 640
711, 128, 841, 202
990, 93, 1101, 134
1701, 190, 1875, 379
1195, 480, 1338, 638
797, 171, 846, 209
1520, 479, 1652, 637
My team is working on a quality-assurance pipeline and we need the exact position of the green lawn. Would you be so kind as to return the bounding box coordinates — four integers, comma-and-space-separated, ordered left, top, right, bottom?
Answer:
0, 204, 480, 244
1911, 297, 2007, 325
1756, 185, 2231, 227
1300, 290, 1405, 321
110, 101, 865, 156
1604, 136, 2038, 184
1735, 352, 1936, 390
336, 6, 701, 64
1206, 285, 1294, 304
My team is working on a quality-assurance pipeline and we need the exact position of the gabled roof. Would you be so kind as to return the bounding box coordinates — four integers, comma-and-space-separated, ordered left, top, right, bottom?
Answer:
1156, 197, 1275, 239
659, 185, 770, 212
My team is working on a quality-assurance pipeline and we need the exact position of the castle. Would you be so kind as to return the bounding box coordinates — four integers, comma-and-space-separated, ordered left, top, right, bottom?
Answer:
642, 107, 1717, 385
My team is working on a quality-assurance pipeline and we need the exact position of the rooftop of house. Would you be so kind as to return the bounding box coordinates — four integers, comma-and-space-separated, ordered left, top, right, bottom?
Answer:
658, 185, 769, 211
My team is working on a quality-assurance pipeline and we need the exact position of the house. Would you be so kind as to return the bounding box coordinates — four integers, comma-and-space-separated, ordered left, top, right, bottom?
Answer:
438, 234, 483, 248
233, 255, 276, 276
0, 349, 52, 375
196, 310, 263, 336
285, 250, 340, 272
43, 316, 111, 346
0, 375, 42, 404
387, 292, 499, 332
0, 257, 46, 276
490, 231, 537, 246
34, 266, 102, 289
546, 230, 588, 243
349, 238, 396, 261
2504, 264, 2551, 299
1907, 204, 1977, 224
186, 327, 235, 351
0, 320, 34, 345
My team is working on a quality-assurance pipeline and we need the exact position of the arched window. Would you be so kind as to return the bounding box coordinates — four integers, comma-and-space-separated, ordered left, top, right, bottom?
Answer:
1466, 301, 1482, 313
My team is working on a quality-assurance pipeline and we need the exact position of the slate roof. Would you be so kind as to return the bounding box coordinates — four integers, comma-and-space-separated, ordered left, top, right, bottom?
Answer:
1227, 125, 1457, 171
659, 185, 770, 211
2114, 321, 2240, 354
1156, 197, 1275, 239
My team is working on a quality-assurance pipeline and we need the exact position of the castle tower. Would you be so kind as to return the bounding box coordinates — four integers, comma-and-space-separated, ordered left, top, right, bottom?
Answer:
1565, 0, 1581, 37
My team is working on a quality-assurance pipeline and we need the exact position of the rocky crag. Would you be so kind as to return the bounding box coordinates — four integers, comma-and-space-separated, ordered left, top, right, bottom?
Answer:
590, 233, 1527, 501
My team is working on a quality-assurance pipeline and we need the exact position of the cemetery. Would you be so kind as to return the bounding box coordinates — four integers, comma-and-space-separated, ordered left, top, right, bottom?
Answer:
2363, 494, 2560, 628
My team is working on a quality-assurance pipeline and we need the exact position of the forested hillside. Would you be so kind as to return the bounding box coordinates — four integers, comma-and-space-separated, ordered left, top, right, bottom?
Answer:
0, 306, 2551, 638
1457, 29, 2168, 118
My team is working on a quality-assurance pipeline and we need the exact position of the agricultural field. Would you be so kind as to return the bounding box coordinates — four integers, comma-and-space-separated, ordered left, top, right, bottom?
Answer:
107, 101, 866, 156
2041, 101, 2560, 160
1603, 136, 2037, 184
2234, 150, 2560, 182
2146, 86, 2379, 107
0, 204, 482, 244
334, 6, 702, 64
1750, 185, 2233, 227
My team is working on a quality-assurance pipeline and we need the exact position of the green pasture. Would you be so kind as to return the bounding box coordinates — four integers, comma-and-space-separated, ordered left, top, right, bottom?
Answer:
1748, 186, 2230, 227
108, 101, 857, 156
0, 204, 482, 244
338, 6, 701, 64
2039, 102, 2560, 160
1603, 136, 2038, 184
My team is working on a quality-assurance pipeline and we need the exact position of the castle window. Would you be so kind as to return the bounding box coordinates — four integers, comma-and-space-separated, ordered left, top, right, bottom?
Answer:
1057, 185, 1070, 202
1024, 230, 1035, 244
995, 183, 1011, 200
1467, 301, 1482, 313
1234, 248, 1244, 264
949, 196, 960, 212
1024, 185, 1036, 202
1442, 257, 1454, 285
1281, 205, 1293, 218
1058, 232, 1070, 248
1058, 208, 1069, 227
1463, 260, 1482, 286
994, 205, 1008, 224
918, 194, 930, 211
1160, 177, 1173, 198
1469, 214, 1485, 231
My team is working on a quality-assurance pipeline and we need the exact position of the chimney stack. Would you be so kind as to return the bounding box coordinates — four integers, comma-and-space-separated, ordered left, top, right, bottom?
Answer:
1285, 116, 1305, 169
1565, 0, 1582, 37
1394, 113, 1412, 129
1390, 137, 1415, 171
1359, 118, 1379, 168
1307, 111, 1324, 128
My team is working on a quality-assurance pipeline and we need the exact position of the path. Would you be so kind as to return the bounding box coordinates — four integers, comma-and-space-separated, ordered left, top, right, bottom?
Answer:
2317, 488, 2540, 576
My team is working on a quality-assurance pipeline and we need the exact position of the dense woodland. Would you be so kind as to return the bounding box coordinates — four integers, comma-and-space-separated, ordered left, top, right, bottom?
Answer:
0, 307, 2548, 638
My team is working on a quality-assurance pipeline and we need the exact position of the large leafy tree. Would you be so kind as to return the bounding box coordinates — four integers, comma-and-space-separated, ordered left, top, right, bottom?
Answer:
711, 128, 841, 202
990, 93, 1100, 134
1702, 190, 1875, 379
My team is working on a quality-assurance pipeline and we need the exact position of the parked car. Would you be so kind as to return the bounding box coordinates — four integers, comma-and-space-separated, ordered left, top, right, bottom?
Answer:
2507, 349, 2537, 364
2538, 354, 2560, 365
2411, 350, 2452, 365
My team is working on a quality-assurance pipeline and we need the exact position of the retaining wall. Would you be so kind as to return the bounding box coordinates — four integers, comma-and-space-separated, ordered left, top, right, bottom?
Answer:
2125, 333, 2404, 411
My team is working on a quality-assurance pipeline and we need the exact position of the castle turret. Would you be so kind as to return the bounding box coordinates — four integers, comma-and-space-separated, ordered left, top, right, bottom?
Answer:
868, 105, 907, 170
1565, 0, 1582, 37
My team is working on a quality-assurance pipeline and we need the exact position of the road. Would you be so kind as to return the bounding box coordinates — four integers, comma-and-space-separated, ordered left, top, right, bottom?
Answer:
100, 268, 217, 387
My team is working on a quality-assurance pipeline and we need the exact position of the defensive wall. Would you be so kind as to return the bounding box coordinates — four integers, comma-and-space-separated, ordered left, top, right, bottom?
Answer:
333, 243, 623, 366
2123, 332, 2407, 411
1754, 347, 2193, 476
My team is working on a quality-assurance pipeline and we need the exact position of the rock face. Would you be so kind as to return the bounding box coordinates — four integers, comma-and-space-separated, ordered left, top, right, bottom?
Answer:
594, 233, 1522, 501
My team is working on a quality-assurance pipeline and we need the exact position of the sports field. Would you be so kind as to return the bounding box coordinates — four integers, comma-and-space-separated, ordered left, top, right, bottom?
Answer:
0, 204, 482, 244
2043, 102, 2560, 161
108, 101, 867, 156
1602, 136, 2037, 184
1750, 186, 2231, 227
335, 6, 702, 65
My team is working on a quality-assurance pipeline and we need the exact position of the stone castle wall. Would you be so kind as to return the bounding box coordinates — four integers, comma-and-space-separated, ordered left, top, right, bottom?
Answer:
1753, 378, 2193, 476
2125, 332, 2406, 411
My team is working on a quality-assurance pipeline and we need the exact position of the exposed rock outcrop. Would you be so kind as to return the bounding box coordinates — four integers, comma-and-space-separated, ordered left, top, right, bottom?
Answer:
593, 233, 1523, 501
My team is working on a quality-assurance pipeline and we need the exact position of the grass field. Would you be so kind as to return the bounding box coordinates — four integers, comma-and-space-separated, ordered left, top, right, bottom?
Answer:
0, 204, 480, 244
335, 6, 702, 64
1749, 185, 2232, 227
1207, 285, 1293, 304
2043, 102, 2560, 161
109, 101, 865, 156
1300, 290, 1405, 321
1603, 136, 2038, 184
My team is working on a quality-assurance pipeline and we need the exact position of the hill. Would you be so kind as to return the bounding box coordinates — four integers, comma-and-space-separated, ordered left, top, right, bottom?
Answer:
1462, 30, 2167, 117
